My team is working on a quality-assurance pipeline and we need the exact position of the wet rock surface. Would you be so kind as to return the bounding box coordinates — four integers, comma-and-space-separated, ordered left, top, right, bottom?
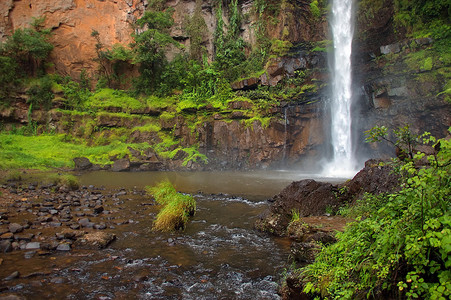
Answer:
255, 159, 400, 237
0, 182, 146, 256
0, 177, 288, 299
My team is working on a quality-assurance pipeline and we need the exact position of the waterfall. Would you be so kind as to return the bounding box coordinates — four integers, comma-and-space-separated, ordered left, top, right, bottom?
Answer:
323, 0, 357, 177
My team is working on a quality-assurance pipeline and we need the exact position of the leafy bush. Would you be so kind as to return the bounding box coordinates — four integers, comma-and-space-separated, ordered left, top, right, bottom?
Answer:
0, 17, 53, 77
146, 180, 196, 231
26, 75, 54, 110
300, 128, 451, 299
0, 56, 19, 105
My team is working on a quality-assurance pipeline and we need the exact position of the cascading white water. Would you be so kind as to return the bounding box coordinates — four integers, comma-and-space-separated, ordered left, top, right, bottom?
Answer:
323, 0, 357, 178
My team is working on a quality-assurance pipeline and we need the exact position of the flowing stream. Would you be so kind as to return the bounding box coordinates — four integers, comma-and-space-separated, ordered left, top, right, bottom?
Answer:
0, 171, 346, 299
323, 0, 357, 177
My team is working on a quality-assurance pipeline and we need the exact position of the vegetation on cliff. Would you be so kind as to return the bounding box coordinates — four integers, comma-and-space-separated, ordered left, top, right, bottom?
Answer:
297, 128, 450, 299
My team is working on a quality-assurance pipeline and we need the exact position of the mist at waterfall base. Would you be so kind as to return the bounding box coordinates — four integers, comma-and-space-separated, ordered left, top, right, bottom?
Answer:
320, 0, 361, 178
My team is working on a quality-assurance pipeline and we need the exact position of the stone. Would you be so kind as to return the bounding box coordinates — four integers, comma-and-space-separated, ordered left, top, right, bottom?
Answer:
25, 242, 41, 250
1, 232, 14, 240
8, 223, 23, 234
111, 159, 130, 172
93, 206, 104, 214
255, 179, 339, 235
290, 242, 321, 263
78, 218, 91, 227
380, 42, 401, 55
14, 233, 34, 241
0, 240, 12, 253
4, 271, 20, 281
56, 243, 71, 251
73, 157, 93, 170
50, 277, 65, 284
74, 232, 116, 249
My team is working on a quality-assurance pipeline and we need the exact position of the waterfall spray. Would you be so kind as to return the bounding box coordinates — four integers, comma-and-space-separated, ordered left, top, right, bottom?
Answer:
323, 0, 357, 177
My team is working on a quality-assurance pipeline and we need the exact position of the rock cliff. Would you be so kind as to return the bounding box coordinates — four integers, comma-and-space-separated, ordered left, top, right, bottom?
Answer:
0, 0, 449, 170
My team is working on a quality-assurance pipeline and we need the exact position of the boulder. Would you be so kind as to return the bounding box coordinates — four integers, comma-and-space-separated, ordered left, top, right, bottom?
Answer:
73, 157, 93, 170
255, 160, 401, 236
111, 159, 130, 172
255, 179, 339, 236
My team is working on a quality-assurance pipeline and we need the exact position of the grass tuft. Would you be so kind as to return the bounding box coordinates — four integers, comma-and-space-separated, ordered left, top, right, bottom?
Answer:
146, 180, 196, 232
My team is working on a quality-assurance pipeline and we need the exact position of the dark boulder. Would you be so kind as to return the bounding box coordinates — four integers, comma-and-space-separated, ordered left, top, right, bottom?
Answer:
73, 157, 93, 170
111, 159, 130, 172
255, 160, 400, 236
255, 179, 339, 236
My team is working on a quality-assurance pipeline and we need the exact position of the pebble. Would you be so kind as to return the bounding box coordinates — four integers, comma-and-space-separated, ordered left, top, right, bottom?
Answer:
50, 277, 65, 284
8, 223, 23, 234
24, 242, 40, 250
4, 271, 20, 281
0, 240, 12, 253
24, 251, 36, 259
56, 243, 71, 251
78, 218, 91, 227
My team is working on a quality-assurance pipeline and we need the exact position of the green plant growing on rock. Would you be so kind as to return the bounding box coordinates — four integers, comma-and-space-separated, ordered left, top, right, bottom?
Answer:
146, 180, 196, 231
299, 127, 451, 299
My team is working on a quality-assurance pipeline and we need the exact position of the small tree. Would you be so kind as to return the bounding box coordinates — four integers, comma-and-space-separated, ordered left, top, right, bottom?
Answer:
131, 9, 179, 94
1, 17, 53, 77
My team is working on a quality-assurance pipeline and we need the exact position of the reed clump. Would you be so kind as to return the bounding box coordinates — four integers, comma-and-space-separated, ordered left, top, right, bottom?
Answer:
146, 180, 196, 232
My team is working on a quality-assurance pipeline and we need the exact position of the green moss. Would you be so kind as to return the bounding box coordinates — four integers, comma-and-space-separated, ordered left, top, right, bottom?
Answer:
160, 111, 175, 121
270, 39, 293, 56
133, 122, 161, 133
309, 0, 321, 19
243, 116, 272, 129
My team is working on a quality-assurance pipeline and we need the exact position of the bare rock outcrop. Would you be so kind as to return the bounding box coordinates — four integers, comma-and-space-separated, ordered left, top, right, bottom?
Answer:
0, 0, 147, 79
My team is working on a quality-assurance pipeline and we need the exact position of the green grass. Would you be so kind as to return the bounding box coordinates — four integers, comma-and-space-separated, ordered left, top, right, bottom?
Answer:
85, 88, 147, 112
46, 173, 80, 190
0, 133, 152, 170
146, 180, 196, 231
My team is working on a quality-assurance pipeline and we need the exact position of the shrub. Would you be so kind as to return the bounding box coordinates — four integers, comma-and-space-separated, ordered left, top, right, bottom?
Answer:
300, 127, 451, 299
146, 180, 196, 231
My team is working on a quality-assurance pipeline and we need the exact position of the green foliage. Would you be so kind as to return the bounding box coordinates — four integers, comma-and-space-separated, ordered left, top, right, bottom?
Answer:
365, 124, 430, 160
146, 180, 196, 231
132, 9, 179, 94
301, 127, 451, 299
310, 0, 321, 19
185, 0, 208, 61
269, 39, 293, 57
213, 0, 247, 82
146, 180, 176, 205
0, 132, 151, 170
60, 78, 92, 110
85, 88, 147, 112
26, 75, 54, 110
0, 56, 19, 105
291, 209, 301, 223
0, 16, 53, 77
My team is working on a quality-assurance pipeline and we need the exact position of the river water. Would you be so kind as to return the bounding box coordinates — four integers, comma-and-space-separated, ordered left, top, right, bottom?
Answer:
1, 171, 347, 299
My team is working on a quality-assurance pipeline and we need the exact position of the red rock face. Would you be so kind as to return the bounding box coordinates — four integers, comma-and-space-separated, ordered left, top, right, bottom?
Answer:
1, 0, 146, 78
0, 0, 328, 80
